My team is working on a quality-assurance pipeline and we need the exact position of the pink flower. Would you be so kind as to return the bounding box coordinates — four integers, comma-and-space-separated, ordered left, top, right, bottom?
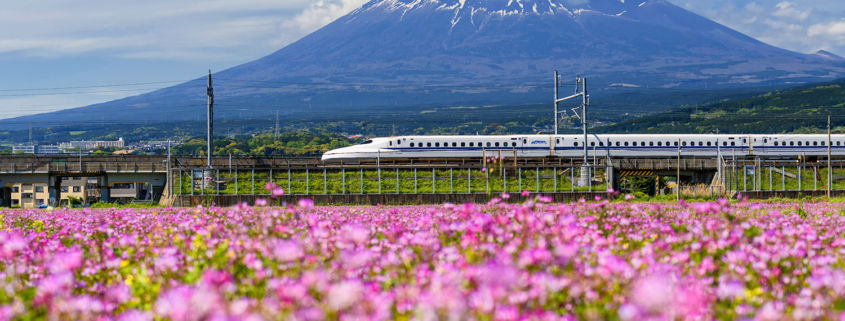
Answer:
481, 168, 487, 173
625, 194, 636, 201
521, 190, 530, 197
343, 225, 370, 245
254, 199, 267, 206
631, 274, 675, 312
0, 232, 26, 259
118, 310, 153, 321
273, 240, 304, 263
265, 182, 277, 191
500, 193, 510, 199
297, 198, 314, 208
49, 250, 83, 273
272, 188, 285, 197
327, 281, 363, 310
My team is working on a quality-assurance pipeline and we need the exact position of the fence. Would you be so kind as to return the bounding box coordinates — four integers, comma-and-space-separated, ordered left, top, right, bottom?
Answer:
674, 186, 724, 200
170, 165, 615, 196
723, 162, 845, 193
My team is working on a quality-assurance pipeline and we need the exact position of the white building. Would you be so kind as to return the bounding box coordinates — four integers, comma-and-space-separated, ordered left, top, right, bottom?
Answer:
12, 146, 34, 154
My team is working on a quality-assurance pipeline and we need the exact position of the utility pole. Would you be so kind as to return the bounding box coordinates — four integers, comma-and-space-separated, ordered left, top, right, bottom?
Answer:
554, 73, 589, 185
275, 110, 280, 139
207, 70, 214, 169
677, 138, 681, 201
828, 115, 832, 200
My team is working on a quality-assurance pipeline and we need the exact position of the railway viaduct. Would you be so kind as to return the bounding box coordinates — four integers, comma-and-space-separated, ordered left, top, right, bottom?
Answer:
0, 154, 832, 206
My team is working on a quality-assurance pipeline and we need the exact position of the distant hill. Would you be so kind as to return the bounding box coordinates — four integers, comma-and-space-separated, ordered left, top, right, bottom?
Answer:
597, 78, 845, 134
4, 0, 845, 130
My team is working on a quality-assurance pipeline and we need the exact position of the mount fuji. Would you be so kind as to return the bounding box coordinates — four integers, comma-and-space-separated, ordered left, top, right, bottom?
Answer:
12, 0, 845, 126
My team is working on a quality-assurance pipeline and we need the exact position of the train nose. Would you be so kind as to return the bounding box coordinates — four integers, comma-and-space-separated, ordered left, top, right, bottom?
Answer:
321, 151, 337, 161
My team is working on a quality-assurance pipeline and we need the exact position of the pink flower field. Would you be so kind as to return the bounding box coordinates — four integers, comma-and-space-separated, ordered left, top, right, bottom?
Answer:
2, 196, 845, 320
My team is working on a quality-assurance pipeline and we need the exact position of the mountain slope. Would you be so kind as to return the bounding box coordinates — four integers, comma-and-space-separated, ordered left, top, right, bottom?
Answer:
8, 0, 845, 128
597, 78, 845, 134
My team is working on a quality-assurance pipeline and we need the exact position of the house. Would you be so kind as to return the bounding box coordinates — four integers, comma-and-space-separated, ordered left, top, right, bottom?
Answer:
9, 177, 88, 208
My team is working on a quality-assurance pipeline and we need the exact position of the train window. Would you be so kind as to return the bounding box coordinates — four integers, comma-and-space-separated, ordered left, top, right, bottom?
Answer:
359, 140, 373, 145
598, 142, 603, 147
774, 142, 779, 146
556, 139, 560, 144
707, 142, 711, 146
427, 143, 432, 147
814, 142, 818, 146
723, 142, 728, 146
461, 142, 465, 147
798, 142, 802, 146
666, 142, 671, 146
764, 138, 768, 143
624, 142, 629, 146
633, 142, 637, 146
743, 139, 747, 144
642, 142, 646, 146
590, 142, 595, 147
806, 141, 810, 146
524, 139, 527, 144
649, 142, 654, 146
698, 142, 703, 146
435, 143, 440, 147
731, 142, 735, 146
673, 142, 678, 147
479, 142, 482, 147
410, 143, 415, 147
389, 141, 393, 146
682, 142, 687, 146
657, 142, 662, 146
450, 142, 455, 147
574, 142, 579, 147
487, 142, 492, 147
790, 142, 794, 146
616, 142, 621, 147
512, 142, 517, 147
469, 142, 474, 147
495, 142, 500, 147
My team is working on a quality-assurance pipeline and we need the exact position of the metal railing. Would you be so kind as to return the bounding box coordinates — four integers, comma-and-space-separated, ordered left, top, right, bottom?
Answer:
170, 165, 617, 196
722, 162, 845, 193
0, 162, 167, 173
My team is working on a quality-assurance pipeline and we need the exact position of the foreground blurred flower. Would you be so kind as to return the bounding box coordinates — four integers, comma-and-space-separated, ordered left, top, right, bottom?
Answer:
631, 274, 675, 312
273, 240, 304, 263
297, 198, 314, 208
272, 188, 285, 197
254, 199, 268, 206
327, 281, 363, 311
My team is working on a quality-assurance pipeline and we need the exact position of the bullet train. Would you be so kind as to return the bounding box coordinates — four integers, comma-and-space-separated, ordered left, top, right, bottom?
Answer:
321, 134, 845, 161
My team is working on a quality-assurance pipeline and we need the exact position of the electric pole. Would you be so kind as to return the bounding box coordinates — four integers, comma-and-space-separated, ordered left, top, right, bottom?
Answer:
275, 110, 280, 139
207, 70, 214, 169
828, 115, 832, 200
554, 73, 590, 186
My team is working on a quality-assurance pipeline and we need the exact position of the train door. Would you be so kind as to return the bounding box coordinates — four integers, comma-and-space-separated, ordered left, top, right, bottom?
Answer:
520, 137, 529, 155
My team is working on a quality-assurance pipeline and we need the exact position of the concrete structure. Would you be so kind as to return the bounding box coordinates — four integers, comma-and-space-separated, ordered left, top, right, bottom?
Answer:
9, 177, 88, 208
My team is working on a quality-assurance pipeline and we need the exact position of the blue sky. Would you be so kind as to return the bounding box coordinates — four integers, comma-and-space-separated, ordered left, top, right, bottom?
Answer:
0, 0, 843, 120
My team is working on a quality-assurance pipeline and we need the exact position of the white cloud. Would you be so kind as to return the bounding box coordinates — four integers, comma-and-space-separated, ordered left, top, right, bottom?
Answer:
0, 0, 314, 62
773, 1, 812, 21
808, 21, 845, 37
745, 2, 765, 13
283, 0, 370, 33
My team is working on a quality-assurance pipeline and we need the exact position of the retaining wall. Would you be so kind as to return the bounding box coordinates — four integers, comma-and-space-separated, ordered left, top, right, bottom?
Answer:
172, 192, 609, 207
